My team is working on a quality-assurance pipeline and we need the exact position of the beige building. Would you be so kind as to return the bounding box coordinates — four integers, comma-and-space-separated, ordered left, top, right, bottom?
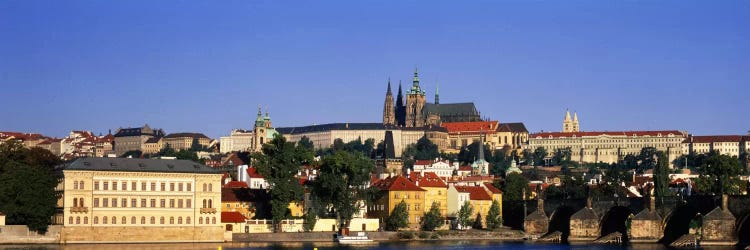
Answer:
682, 135, 750, 157
277, 123, 448, 158
142, 137, 163, 155
562, 110, 580, 133
528, 130, 686, 167
441, 121, 528, 153
219, 108, 279, 154
163, 133, 211, 151
57, 157, 223, 243
113, 125, 165, 156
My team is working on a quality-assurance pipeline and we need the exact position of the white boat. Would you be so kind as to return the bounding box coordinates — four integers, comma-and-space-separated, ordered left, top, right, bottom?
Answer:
334, 232, 374, 243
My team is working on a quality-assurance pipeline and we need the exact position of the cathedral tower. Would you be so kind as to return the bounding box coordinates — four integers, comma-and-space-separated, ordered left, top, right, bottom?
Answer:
563, 110, 573, 132
395, 81, 405, 126
382, 79, 395, 126
572, 112, 580, 132
405, 67, 426, 127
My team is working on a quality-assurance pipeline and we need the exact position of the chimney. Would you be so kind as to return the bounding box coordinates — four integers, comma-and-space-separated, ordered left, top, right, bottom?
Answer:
722, 194, 729, 211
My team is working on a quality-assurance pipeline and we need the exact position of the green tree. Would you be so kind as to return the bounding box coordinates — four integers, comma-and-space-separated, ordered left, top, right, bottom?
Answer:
421, 202, 443, 231
699, 153, 744, 194
499, 173, 530, 201
386, 200, 408, 231
521, 149, 533, 165
252, 134, 312, 232
653, 151, 672, 199
457, 141, 491, 165
472, 213, 483, 230
403, 135, 440, 161
0, 141, 61, 233
485, 199, 502, 230
298, 136, 315, 152
637, 147, 657, 173
312, 150, 374, 230
532, 147, 547, 166
302, 209, 317, 232
457, 201, 474, 229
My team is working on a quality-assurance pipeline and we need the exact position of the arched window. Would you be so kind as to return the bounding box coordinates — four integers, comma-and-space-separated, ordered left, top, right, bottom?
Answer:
73, 198, 78, 207
131, 216, 136, 224
69, 217, 73, 224
80, 198, 84, 207
199, 217, 203, 224
94, 216, 98, 224
74, 181, 78, 190
208, 199, 212, 208
83, 217, 88, 224
202, 199, 207, 208
111, 216, 117, 224
141, 217, 146, 224
178, 217, 182, 224
186, 217, 191, 224
208, 184, 212, 192
212, 217, 216, 224
169, 217, 174, 224
76, 216, 81, 224
121, 216, 126, 224
202, 183, 207, 192
80, 181, 84, 189
150, 217, 155, 224
103, 216, 108, 224
160, 217, 165, 224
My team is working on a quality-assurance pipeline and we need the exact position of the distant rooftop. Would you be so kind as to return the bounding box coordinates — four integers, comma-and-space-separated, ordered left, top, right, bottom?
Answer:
61, 157, 219, 174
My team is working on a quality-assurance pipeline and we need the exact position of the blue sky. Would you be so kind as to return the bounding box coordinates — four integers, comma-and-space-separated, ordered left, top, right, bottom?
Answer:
1, 0, 748, 139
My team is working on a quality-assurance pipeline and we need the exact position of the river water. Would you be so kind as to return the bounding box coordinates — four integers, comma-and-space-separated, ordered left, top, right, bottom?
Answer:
0, 241, 747, 250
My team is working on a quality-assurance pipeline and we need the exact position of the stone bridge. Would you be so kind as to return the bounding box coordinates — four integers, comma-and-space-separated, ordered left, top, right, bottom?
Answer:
504, 195, 750, 245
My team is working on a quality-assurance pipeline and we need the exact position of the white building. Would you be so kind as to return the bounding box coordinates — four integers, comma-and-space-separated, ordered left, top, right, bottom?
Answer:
412, 159, 458, 178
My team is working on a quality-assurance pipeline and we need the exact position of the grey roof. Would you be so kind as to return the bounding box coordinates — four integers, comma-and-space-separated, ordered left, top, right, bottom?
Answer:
570, 207, 598, 220
498, 123, 528, 133
632, 208, 662, 220
61, 157, 220, 174
423, 102, 480, 119
525, 210, 548, 220
145, 137, 161, 143
276, 123, 446, 135
114, 125, 164, 137
164, 132, 210, 139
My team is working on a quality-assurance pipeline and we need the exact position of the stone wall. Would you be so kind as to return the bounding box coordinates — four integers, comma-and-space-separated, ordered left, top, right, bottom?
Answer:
0, 225, 62, 244
61, 226, 223, 243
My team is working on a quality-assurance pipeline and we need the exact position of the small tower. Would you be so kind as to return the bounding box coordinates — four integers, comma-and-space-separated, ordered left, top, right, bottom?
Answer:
405, 67, 426, 127
395, 81, 405, 126
572, 112, 580, 132
563, 110, 574, 133
435, 80, 440, 104
382, 78, 395, 126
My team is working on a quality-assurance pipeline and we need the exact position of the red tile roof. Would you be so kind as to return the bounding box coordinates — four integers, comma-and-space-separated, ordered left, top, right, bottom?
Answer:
247, 167, 264, 178
409, 172, 448, 188
689, 135, 748, 143
441, 121, 499, 134
458, 166, 472, 171
414, 160, 434, 166
531, 130, 685, 139
223, 181, 249, 189
454, 186, 492, 200
372, 175, 425, 192
484, 183, 503, 194
221, 211, 247, 223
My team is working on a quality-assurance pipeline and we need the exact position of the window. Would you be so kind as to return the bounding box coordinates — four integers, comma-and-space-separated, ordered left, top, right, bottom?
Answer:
121, 216, 126, 224
76, 217, 81, 224
151, 183, 156, 191
103, 216, 108, 224
74, 181, 78, 190
170, 199, 175, 208
226, 204, 231, 208
131, 216, 136, 224
199, 217, 203, 224
170, 183, 175, 191
68, 217, 73, 225
94, 181, 99, 190
112, 181, 117, 190
178, 217, 182, 224
186, 217, 191, 224
187, 183, 191, 192
178, 183, 183, 192
80, 181, 84, 189
103, 182, 109, 190
131, 199, 137, 208
160, 217, 165, 224
150, 217, 155, 224
141, 217, 146, 224
178, 199, 183, 208
94, 217, 99, 224
132, 182, 137, 191
73, 198, 78, 207
111, 216, 116, 224
208, 199, 212, 208
203, 183, 207, 192
169, 217, 174, 224
141, 199, 146, 207
202, 199, 207, 208
122, 182, 127, 190
94, 198, 99, 207
161, 183, 166, 191
103, 198, 108, 207
111, 198, 117, 207
122, 199, 127, 208
186, 199, 192, 208
208, 184, 212, 192
151, 199, 156, 208
212, 217, 216, 224
141, 182, 146, 191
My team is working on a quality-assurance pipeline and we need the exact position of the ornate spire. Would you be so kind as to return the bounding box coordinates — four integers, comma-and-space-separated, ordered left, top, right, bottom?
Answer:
564, 109, 572, 121
386, 77, 392, 95
573, 111, 578, 122
435, 80, 440, 104
396, 81, 404, 106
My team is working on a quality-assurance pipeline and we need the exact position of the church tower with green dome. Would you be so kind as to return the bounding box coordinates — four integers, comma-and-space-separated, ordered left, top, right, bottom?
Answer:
252, 106, 278, 152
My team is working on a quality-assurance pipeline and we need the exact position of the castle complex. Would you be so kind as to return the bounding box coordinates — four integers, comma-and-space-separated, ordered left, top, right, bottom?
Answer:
383, 68, 481, 127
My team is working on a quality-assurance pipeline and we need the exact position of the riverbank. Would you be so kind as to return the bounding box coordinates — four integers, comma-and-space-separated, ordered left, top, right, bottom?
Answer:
232, 228, 526, 243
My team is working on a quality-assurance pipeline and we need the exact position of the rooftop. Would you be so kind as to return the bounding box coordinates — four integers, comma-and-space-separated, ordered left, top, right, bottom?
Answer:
61, 157, 219, 174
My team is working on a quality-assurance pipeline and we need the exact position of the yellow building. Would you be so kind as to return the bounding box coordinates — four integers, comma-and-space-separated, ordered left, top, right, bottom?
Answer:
142, 137, 163, 155
57, 157, 223, 243
163, 133, 211, 151
448, 184, 501, 228
368, 176, 426, 230
409, 172, 448, 216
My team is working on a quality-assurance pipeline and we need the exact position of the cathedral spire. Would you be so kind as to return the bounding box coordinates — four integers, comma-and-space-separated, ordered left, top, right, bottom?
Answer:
386, 77, 392, 95
564, 109, 572, 122
435, 80, 440, 104
573, 111, 578, 122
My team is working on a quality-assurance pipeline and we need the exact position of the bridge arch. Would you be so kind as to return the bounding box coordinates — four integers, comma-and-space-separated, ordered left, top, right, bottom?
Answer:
599, 205, 633, 242
660, 204, 698, 245
548, 205, 576, 243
